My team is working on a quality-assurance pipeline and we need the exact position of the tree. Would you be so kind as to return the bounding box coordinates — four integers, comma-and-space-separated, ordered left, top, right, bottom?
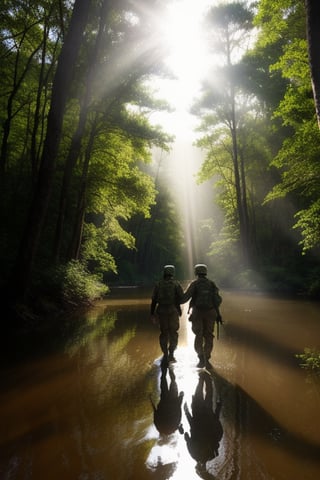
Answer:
253, 0, 320, 255
52, 0, 170, 263
106, 153, 185, 283
1, 0, 174, 305
304, 0, 320, 129
194, 2, 254, 265
14, 0, 92, 299
264, 38, 320, 252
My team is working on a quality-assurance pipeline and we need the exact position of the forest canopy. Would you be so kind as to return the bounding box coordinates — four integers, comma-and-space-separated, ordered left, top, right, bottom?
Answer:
1, 0, 320, 315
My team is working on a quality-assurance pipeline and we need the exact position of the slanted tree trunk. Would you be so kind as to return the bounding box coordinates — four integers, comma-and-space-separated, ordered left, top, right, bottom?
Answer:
14, 0, 91, 300
0, 35, 42, 178
68, 114, 98, 261
53, 0, 111, 262
305, 0, 320, 129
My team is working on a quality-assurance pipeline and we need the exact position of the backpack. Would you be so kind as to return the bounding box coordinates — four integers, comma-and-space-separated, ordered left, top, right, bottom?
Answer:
157, 279, 177, 305
194, 278, 222, 310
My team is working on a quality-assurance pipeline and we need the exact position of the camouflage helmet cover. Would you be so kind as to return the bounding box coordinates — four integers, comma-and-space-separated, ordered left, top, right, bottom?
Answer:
163, 264, 175, 276
194, 263, 207, 275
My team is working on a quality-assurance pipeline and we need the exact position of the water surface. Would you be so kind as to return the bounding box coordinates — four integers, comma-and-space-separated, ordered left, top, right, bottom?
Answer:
1, 289, 320, 479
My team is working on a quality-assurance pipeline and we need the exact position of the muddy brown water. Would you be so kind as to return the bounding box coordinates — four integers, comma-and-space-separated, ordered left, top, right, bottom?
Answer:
0, 289, 320, 479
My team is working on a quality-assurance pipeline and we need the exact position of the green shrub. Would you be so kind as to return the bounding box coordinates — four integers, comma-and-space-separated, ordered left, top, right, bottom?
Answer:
61, 260, 108, 306
296, 348, 320, 376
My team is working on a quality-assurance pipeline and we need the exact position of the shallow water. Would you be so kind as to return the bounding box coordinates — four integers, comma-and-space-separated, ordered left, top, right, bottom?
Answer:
0, 289, 320, 479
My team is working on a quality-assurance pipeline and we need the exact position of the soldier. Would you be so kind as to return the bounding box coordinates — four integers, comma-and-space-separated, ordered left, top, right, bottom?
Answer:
150, 265, 184, 364
182, 264, 222, 368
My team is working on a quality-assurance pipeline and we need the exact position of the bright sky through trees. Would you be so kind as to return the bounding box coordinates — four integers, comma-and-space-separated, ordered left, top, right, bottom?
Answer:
150, 0, 216, 139
149, 1, 221, 277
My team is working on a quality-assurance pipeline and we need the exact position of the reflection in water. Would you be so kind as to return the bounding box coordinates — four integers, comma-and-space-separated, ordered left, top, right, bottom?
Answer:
184, 371, 223, 470
150, 364, 184, 436
146, 347, 227, 480
1, 289, 320, 480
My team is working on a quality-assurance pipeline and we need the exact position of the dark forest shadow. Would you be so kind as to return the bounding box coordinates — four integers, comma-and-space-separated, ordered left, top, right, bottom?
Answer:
211, 366, 320, 466
179, 364, 320, 479
223, 321, 300, 369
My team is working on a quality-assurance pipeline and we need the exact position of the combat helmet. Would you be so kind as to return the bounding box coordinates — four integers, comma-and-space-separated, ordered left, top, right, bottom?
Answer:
163, 264, 175, 277
194, 263, 207, 276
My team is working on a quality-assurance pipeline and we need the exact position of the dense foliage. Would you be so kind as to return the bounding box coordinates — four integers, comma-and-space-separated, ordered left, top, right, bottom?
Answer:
1, 0, 320, 318
190, 0, 320, 294
296, 348, 320, 378
0, 0, 181, 312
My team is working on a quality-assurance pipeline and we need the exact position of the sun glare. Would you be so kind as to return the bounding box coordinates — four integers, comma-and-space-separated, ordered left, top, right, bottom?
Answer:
158, 0, 211, 111
148, 1, 215, 140
148, 2, 218, 278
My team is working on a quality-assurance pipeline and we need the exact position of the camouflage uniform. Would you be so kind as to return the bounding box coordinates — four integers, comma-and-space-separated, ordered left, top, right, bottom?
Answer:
151, 265, 183, 362
182, 264, 222, 367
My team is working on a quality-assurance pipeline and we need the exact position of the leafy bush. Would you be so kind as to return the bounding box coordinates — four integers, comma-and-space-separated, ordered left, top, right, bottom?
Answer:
296, 348, 320, 376
60, 260, 108, 306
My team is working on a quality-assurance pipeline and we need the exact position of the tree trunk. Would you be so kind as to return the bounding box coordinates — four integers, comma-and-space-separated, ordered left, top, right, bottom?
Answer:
14, 0, 91, 300
305, 0, 320, 129
53, 99, 89, 262
30, 20, 50, 181
53, 0, 111, 262
229, 77, 249, 265
239, 148, 250, 258
0, 34, 42, 177
68, 115, 97, 261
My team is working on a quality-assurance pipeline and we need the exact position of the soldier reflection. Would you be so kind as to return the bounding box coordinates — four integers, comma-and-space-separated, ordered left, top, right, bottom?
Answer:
184, 371, 223, 468
150, 364, 184, 436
